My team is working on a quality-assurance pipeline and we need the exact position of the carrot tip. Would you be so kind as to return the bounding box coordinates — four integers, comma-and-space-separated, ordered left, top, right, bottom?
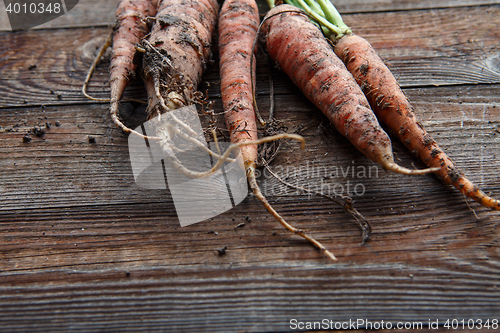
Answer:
468, 188, 500, 211
385, 163, 440, 176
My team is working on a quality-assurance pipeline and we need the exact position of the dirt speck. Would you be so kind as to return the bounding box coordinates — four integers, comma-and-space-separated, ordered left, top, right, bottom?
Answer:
22, 134, 32, 143
88, 135, 96, 143
217, 246, 228, 256
359, 63, 369, 76
31, 126, 45, 137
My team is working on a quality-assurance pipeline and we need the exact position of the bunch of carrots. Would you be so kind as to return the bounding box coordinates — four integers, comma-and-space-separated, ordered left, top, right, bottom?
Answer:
83, 0, 499, 261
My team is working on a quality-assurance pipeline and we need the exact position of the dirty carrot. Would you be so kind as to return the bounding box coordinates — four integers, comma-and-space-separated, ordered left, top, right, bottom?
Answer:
288, 0, 500, 210
219, 0, 336, 260
131, 0, 223, 177
132, 0, 265, 183
219, 0, 260, 173
82, 0, 158, 137
261, 4, 438, 176
108, 0, 158, 136
89, 0, 158, 139
141, 0, 218, 119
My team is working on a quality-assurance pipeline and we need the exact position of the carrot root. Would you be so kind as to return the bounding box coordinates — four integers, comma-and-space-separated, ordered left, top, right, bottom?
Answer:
247, 164, 338, 261
82, 32, 113, 102
383, 163, 440, 176
263, 162, 372, 244
157, 132, 305, 180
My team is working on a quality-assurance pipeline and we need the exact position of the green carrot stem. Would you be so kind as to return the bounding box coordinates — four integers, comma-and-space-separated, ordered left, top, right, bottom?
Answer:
284, 0, 351, 39
318, 0, 350, 32
266, 0, 276, 9
302, 0, 343, 36
303, 0, 324, 16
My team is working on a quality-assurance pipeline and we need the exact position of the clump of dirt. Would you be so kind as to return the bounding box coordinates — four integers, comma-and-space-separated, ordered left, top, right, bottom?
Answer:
20, 122, 53, 143
22, 134, 32, 143
31, 126, 45, 137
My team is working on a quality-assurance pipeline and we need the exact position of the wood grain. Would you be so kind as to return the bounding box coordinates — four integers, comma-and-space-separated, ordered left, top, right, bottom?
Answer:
0, 0, 500, 332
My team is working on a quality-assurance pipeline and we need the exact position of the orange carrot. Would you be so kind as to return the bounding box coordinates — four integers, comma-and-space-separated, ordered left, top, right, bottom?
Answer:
134, 0, 245, 180
82, 0, 158, 138
261, 5, 438, 176
286, 0, 500, 210
219, 0, 337, 261
141, 0, 218, 118
336, 35, 499, 210
109, 0, 158, 136
219, 0, 260, 170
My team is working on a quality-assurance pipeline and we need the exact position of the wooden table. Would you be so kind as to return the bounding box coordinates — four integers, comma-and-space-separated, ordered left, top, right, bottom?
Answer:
1, 0, 499, 331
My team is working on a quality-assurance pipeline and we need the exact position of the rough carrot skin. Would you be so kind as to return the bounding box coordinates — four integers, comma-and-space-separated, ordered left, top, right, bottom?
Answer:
110, 0, 157, 105
335, 34, 500, 210
142, 0, 219, 116
261, 5, 401, 171
219, 0, 260, 169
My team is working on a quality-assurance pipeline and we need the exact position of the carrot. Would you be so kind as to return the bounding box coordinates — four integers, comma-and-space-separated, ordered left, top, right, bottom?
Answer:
141, 0, 218, 119
219, 0, 337, 261
109, 0, 158, 134
119, 0, 223, 177
260, 4, 438, 177
219, 0, 260, 171
85, 0, 227, 179
82, 0, 158, 138
287, 0, 500, 210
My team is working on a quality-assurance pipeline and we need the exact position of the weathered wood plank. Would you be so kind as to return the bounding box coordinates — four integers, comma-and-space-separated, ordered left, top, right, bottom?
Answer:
330, 0, 500, 13
0, 264, 499, 332
2, 85, 499, 210
0, 27, 114, 108
1, 84, 499, 269
1, 6, 499, 109
2, 0, 499, 32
